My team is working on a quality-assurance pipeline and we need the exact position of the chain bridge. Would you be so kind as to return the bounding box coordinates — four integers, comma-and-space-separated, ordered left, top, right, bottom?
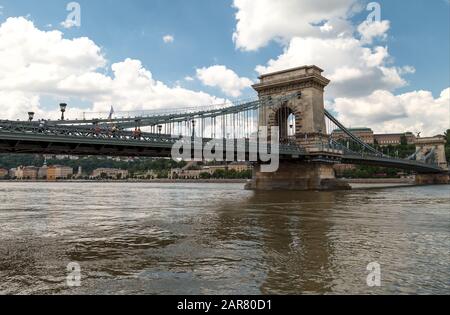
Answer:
0, 66, 448, 190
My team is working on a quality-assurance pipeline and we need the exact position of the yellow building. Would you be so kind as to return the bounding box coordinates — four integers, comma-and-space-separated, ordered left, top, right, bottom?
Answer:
47, 166, 74, 181
15, 166, 39, 180
169, 163, 252, 179
332, 129, 416, 147
332, 128, 375, 145
226, 163, 252, 172
374, 132, 416, 146
0, 168, 8, 178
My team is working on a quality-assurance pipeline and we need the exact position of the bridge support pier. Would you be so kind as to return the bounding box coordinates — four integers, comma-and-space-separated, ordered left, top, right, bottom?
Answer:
245, 161, 351, 191
415, 173, 450, 185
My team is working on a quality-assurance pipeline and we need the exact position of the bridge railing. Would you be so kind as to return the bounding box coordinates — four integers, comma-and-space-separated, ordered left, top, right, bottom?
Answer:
0, 120, 179, 144
323, 110, 444, 169
44, 92, 301, 130
0, 91, 443, 171
78, 97, 260, 122
0, 119, 307, 156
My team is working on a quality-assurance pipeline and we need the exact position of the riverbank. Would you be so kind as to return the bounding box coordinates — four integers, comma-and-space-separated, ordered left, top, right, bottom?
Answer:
344, 178, 415, 189
344, 178, 414, 184
0, 178, 415, 184
0, 179, 250, 184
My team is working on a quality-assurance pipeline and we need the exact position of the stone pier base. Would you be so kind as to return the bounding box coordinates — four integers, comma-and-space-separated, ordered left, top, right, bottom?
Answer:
415, 173, 450, 185
245, 161, 351, 191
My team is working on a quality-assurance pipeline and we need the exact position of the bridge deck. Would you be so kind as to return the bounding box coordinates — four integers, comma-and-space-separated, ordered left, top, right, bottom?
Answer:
0, 128, 446, 174
341, 154, 444, 174
0, 129, 305, 159
0, 91, 446, 175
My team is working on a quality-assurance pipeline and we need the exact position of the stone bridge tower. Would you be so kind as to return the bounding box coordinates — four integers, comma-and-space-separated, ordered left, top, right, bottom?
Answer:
415, 136, 448, 170
246, 66, 350, 191
415, 136, 449, 184
253, 65, 329, 150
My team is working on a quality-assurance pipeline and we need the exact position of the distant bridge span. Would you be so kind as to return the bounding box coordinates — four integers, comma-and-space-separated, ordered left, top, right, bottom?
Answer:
0, 65, 448, 189
0, 109, 444, 175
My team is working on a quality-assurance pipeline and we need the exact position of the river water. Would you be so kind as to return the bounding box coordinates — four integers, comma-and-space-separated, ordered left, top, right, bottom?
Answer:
0, 182, 448, 295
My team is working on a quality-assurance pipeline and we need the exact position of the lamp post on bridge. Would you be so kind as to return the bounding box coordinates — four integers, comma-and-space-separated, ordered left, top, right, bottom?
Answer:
59, 103, 67, 121
191, 120, 196, 138
28, 112, 35, 122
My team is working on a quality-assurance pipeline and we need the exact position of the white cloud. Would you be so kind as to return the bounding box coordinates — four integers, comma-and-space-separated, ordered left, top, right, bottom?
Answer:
0, 90, 87, 121
91, 59, 224, 112
0, 17, 106, 93
255, 36, 409, 98
184, 76, 195, 81
0, 91, 41, 119
233, 1, 444, 136
231, 1, 413, 100
232, 0, 358, 51
196, 65, 253, 97
329, 88, 450, 136
328, 67, 363, 82
163, 35, 174, 43
0, 17, 223, 120
320, 22, 334, 33
61, 20, 75, 29
398, 66, 416, 75
357, 20, 390, 44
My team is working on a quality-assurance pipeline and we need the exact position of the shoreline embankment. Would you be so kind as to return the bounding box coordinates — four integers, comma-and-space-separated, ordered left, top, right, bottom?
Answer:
0, 178, 416, 184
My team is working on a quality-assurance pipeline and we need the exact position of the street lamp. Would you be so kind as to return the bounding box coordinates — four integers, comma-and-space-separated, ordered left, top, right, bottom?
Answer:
158, 125, 163, 134
28, 112, 35, 122
59, 103, 67, 121
191, 120, 196, 137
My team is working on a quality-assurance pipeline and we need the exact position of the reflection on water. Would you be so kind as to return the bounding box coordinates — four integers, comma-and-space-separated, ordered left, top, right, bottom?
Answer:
0, 182, 449, 295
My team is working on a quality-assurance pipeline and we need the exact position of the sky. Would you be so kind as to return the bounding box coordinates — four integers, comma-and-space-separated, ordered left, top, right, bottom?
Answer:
0, 0, 449, 136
